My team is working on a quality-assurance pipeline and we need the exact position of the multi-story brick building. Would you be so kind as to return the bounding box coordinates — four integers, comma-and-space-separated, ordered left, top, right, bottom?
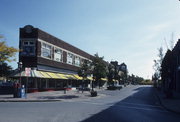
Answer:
17, 25, 94, 92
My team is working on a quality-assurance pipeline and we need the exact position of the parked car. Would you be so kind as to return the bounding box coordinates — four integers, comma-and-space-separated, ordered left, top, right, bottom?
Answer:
0, 82, 13, 94
107, 85, 122, 90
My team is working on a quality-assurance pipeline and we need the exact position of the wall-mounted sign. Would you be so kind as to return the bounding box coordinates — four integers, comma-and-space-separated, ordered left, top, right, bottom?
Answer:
25, 68, 31, 77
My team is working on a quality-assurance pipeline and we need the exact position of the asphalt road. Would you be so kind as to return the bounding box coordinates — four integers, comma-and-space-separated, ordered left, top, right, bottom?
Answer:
0, 85, 180, 122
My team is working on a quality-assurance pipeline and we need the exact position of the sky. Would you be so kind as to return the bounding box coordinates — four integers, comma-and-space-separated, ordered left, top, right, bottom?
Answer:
0, 0, 180, 79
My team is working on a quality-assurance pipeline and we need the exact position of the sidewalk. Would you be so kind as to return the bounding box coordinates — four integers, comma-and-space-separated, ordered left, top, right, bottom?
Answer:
0, 89, 105, 102
155, 88, 180, 114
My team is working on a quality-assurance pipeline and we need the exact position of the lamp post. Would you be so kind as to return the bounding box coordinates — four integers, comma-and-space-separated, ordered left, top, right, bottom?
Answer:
18, 62, 22, 84
0, 61, 2, 79
82, 70, 84, 93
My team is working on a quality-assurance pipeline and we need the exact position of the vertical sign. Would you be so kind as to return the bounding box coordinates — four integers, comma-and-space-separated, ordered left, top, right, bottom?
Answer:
25, 68, 31, 77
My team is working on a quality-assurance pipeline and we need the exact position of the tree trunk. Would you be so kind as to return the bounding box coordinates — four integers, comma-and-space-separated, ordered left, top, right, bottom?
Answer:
91, 80, 94, 91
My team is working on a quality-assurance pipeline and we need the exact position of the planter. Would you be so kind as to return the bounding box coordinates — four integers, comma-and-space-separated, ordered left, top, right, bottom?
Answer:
91, 91, 97, 97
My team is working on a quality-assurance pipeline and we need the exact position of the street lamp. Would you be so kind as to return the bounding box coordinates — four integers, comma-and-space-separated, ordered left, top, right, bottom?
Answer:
18, 62, 22, 84
0, 62, 2, 78
82, 70, 84, 93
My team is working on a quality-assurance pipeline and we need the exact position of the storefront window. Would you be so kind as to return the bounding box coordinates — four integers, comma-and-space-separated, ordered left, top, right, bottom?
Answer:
41, 79, 47, 88
49, 80, 55, 88
41, 43, 52, 59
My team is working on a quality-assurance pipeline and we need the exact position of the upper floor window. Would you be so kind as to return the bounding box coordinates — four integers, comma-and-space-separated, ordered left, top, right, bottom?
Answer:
41, 43, 52, 59
54, 48, 63, 62
23, 41, 34, 46
21, 41, 35, 56
75, 56, 80, 67
67, 53, 74, 64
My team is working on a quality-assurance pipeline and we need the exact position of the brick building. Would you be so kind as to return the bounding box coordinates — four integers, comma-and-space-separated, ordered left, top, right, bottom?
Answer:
161, 39, 180, 94
15, 25, 95, 92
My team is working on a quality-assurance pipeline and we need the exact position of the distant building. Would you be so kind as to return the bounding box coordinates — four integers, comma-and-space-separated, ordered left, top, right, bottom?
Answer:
119, 63, 127, 73
110, 61, 127, 73
110, 61, 128, 84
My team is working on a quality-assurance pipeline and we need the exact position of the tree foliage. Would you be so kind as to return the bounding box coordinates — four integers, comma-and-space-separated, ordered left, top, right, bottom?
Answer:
114, 64, 119, 81
153, 47, 164, 81
92, 53, 107, 83
0, 62, 13, 78
107, 63, 115, 85
0, 36, 18, 63
78, 60, 91, 79
128, 74, 144, 85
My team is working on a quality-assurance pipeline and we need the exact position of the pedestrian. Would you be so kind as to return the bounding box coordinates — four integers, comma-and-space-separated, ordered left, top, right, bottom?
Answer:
13, 82, 18, 98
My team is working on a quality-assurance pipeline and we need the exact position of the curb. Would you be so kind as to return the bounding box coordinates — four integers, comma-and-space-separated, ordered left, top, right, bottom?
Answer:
0, 93, 105, 102
154, 89, 180, 114
0, 99, 61, 102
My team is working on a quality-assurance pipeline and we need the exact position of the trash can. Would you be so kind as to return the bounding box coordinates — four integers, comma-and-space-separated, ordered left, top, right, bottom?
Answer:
17, 85, 26, 98
21, 87, 26, 98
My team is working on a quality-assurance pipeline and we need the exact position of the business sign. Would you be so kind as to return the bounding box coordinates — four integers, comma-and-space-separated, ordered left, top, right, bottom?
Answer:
25, 68, 31, 77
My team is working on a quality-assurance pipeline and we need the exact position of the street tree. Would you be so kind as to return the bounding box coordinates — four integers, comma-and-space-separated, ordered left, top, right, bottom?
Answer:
0, 36, 18, 63
78, 60, 91, 92
0, 36, 18, 80
91, 53, 107, 89
0, 62, 13, 79
153, 46, 164, 87
107, 63, 115, 86
113, 64, 119, 82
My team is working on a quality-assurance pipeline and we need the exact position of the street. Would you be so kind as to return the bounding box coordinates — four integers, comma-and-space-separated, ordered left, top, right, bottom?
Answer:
0, 85, 180, 122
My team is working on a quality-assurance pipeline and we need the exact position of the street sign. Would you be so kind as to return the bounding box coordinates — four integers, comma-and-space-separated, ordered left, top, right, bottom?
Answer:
25, 68, 31, 76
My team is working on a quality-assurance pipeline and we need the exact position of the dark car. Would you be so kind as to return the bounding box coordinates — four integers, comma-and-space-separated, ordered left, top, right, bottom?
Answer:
107, 85, 122, 90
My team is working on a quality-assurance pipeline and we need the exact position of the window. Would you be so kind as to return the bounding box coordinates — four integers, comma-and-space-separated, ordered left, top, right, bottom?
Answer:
23, 41, 29, 45
54, 48, 63, 62
21, 41, 35, 56
29, 42, 34, 45
67, 53, 74, 64
23, 41, 34, 46
75, 56, 80, 66
80, 58, 84, 66
41, 43, 52, 59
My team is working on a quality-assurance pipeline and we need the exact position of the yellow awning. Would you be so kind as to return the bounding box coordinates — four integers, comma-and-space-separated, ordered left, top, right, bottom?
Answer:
101, 78, 107, 81
46, 72, 60, 79
87, 76, 93, 80
112, 79, 118, 82
39, 71, 51, 78
65, 74, 76, 79
56, 73, 68, 79
73, 75, 83, 80
11, 69, 94, 80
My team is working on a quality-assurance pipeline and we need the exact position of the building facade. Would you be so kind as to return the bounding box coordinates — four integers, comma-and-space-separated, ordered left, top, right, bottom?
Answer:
17, 25, 94, 92
161, 39, 180, 93
20, 25, 94, 73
